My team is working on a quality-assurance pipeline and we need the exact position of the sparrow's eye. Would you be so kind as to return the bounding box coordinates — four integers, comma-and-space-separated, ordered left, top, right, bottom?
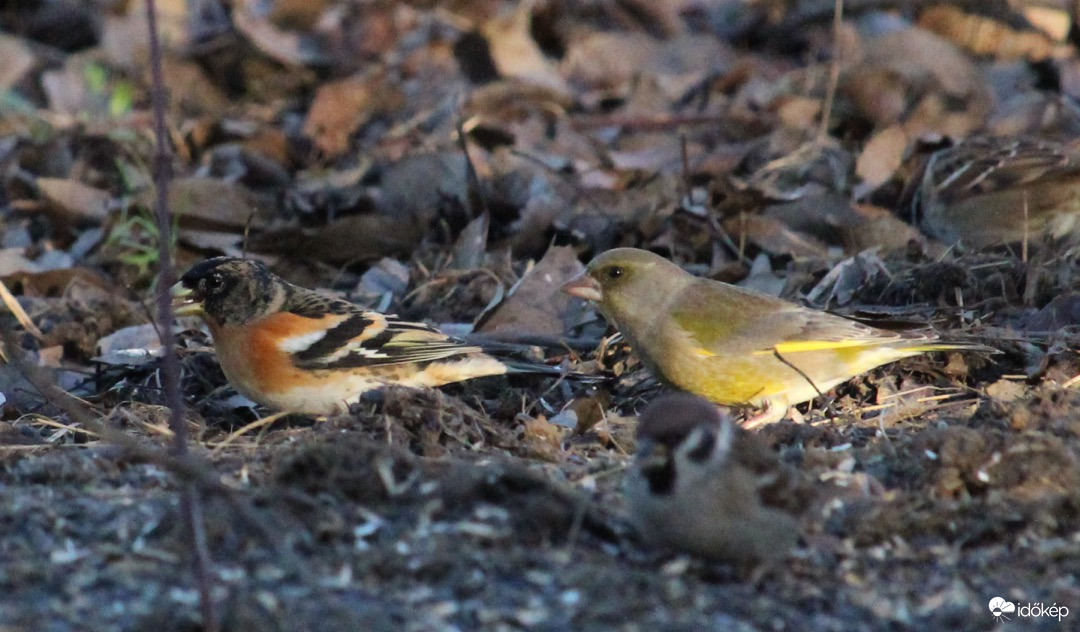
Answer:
605, 266, 624, 280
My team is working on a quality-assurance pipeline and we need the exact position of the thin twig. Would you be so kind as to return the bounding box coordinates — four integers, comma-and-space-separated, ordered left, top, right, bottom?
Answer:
817, 0, 844, 144
456, 118, 489, 218
145, 3, 182, 452
569, 112, 727, 131
463, 331, 604, 353
144, 1, 218, 629
0, 279, 43, 338
209, 411, 289, 455
1022, 190, 1029, 264
508, 148, 608, 215
771, 348, 841, 419
679, 134, 691, 203
1, 328, 303, 577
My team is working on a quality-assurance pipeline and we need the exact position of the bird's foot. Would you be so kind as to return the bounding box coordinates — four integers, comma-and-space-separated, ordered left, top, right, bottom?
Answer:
739, 402, 789, 430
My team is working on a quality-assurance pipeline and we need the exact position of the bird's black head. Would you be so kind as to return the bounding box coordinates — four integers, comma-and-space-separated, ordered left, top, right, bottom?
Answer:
173, 257, 280, 326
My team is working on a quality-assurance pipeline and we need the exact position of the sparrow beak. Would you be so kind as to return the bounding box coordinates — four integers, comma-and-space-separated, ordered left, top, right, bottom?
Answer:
635, 438, 668, 467
635, 439, 674, 492
170, 283, 203, 317
561, 272, 602, 302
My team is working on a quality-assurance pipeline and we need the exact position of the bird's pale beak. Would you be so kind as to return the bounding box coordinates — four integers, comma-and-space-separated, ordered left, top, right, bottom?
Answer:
170, 283, 203, 317
635, 439, 670, 471
561, 272, 602, 302
636, 438, 657, 460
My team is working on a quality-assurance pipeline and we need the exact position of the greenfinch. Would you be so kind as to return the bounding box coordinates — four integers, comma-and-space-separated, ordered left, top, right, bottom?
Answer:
562, 248, 986, 424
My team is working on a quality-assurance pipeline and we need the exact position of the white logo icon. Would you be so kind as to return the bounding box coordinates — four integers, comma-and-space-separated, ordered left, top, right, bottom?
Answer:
990, 597, 1016, 622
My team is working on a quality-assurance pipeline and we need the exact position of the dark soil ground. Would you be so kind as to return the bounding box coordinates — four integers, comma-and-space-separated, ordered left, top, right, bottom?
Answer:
4, 1, 1080, 630
4, 248, 1080, 632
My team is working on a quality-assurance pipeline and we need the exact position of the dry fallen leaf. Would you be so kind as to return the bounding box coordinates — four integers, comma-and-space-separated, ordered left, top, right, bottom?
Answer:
838, 204, 932, 255
563, 32, 733, 95
856, 125, 909, 194
481, 1, 568, 93
723, 213, 830, 260
99, 0, 190, 73
806, 251, 890, 307
303, 71, 406, 158
562, 31, 663, 90
2, 267, 111, 298
270, 0, 334, 30
985, 379, 1027, 403
844, 24, 992, 137
737, 253, 785, 297
176, 229, 245, 256
1022, 5, 1072, 42
776, 96, 820, 130
919, 5, 1059, 62
0, 33, 37, 91
94, 323, 165, 367
0, 249, 38, 277
160, 57, 230, 117
477, 245, 586, 338
376, 153, 469, 221
867, 26, 986, 100
40, 55, 113, 118
841, 67, 910, 128
36, 178, 115, 224
1022, 291, 1080, 331
451, 213, 490, 270
165, 177, 272, 231
248, 214, 423, 264
232, 0, 329, 67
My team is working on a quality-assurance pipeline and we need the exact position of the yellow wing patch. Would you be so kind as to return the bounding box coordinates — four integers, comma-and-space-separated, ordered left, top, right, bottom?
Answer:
752, 339, 888, 355
691, 347, 718, 357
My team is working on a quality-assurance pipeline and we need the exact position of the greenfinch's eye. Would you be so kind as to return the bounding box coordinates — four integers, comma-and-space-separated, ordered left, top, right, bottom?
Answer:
606, 266, 624, 280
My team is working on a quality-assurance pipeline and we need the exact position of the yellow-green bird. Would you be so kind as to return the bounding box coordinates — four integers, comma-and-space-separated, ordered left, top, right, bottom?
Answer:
562, 248, 987, 425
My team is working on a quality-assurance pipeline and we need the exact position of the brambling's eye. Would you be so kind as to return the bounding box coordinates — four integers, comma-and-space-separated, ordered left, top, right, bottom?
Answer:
606, 266, 624, 280
203, 275, 224, 292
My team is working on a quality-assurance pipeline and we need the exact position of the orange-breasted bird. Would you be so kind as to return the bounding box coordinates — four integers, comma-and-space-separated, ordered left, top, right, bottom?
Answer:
173, 257, 574, 415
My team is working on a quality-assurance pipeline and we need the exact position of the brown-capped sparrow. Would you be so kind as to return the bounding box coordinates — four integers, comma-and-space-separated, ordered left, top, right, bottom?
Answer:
908, 135, 1080, 248
624, 392, 809, 566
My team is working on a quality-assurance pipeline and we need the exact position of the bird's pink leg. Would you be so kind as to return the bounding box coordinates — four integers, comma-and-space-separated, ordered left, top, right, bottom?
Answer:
739, 401, 789, 429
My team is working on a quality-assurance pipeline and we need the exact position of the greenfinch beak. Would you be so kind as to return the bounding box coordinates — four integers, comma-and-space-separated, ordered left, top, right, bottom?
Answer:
170, 282, 203, 317
561, 272, 602, 302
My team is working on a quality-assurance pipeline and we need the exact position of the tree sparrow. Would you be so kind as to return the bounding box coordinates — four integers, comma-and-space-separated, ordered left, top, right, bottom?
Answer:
624, 392, 808, 566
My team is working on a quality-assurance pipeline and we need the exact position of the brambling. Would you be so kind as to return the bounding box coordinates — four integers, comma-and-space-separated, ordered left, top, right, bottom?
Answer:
172, 257, 574, 415
563, 248, 991, 426
625, 392, 807, 566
